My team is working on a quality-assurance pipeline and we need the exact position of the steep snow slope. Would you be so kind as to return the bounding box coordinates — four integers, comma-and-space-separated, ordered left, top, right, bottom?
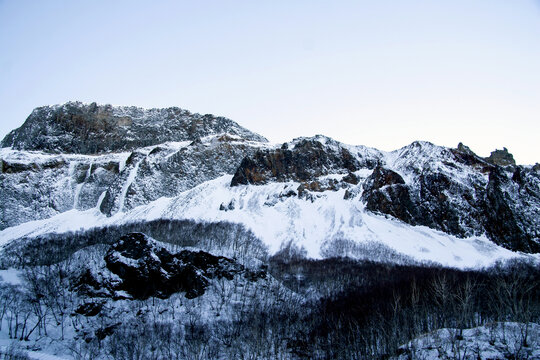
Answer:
1, 175, 535, 269
0, 134, 271, 229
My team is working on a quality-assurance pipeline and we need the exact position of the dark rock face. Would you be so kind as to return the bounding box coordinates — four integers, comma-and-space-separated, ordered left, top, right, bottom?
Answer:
100, 137, 262, 215
484, 167, 540, 252
360, 163, 540, 252
74, 301, 104, 317
1, 102, 267, 154
452, 143, 494, 172
414, 172, 484, 237
231, 137, 372, 186
103, 233, 247, 299
485, 147, 516, 167
361, 166, 417, 223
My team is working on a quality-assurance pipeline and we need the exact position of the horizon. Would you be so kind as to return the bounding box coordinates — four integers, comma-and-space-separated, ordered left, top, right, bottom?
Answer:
1, 0, 539, 164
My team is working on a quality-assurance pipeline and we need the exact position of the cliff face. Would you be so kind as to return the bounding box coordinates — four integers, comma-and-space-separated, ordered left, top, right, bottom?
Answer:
1, 101, 266, 154
0, 103, 268, 229
232, 139, 540, 253
1, 102, 539, 254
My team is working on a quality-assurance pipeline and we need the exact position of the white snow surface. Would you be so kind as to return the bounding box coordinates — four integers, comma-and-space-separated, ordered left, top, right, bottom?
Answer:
0, 268, 23, 286
393, 322, 540, 360
1, 175, 536, 269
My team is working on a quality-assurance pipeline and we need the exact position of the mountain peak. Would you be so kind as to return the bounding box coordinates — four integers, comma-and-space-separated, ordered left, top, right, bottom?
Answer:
485, 147, 516, 167
1, 102, 267, 154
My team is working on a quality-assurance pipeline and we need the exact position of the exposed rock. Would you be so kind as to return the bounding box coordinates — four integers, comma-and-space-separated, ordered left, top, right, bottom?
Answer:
414, 172, 480, 237
365, 155, 540, 252
452, 143, 493, 172
103, 233, 248, 300
95, 324, 120, 341
70, 269, 115, 298
456, 142, 475, 156
484, 147, 516, 167
342, 172, 359, 185
99, 137, 263, 216
219, 200, 236, 211
74, 301, 104, 317
231, 137, 366, 186
1, 101, 267, 154
1, 130, 263, 228
361, 166, 417, 223
484, 167, 540, 252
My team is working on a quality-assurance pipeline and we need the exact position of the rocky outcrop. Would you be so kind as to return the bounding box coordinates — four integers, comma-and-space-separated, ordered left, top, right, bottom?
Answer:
484, 147, 516, 167
100, 135, 262, 215
484, 167, 540, 252
231, 137, 377, 186
451, 143, 494, 172
101, 233, 257, 300
1, 102, 267, 154
359, 165, 540, 252
357, 142, 539, 251
361, 166, 417, 223
0, 133, 263, 228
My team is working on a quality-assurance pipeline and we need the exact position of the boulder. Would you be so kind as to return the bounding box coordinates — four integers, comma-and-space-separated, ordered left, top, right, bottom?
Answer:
104, 233, 246, 299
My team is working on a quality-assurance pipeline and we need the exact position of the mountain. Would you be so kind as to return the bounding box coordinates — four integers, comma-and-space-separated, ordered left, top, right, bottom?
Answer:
0, 102, 270, 229
1, 101, 266, 154
0, 102, 539, 359
1, 104, 539, 258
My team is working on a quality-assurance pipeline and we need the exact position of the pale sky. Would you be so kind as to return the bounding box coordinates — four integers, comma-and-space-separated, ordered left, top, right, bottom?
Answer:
1, 0, 539, 164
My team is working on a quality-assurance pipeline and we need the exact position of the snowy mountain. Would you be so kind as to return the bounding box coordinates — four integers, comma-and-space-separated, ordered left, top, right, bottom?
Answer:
1, 101, 266, 154
0, 102, 539, 359
1, 102, 539, 262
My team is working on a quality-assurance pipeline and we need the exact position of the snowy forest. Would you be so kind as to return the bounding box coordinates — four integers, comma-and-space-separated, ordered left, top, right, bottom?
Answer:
0, 220, 538, 359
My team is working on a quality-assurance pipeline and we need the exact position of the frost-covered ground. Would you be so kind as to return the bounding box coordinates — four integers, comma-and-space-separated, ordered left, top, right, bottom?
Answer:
393, 322, 540, 360
1, 174, 536, 269
0, 238, 294, 360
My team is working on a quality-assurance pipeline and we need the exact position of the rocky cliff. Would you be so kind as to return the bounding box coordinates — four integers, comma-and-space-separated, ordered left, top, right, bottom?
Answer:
1, 101, 266, 154
0, 103, 268, 228
231, 139, 540, 252
1, 102, 539, 256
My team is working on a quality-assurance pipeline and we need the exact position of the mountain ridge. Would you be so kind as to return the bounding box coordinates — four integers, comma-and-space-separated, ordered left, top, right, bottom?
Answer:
1, 102, 539, 263
1, 101, 267, 154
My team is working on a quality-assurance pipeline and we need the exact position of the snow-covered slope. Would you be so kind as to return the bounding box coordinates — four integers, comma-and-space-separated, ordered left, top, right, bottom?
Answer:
393, 322, 540, 360
1, 102, 539, 268
1, 174, 536, 269
0, 134, 271, 229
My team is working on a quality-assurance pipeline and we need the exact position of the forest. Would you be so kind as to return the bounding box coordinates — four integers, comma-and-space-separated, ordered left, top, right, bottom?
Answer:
0, 220, 538, 359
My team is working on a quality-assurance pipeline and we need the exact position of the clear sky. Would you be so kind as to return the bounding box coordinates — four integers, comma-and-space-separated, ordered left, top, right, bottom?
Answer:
1, 0, 539, 164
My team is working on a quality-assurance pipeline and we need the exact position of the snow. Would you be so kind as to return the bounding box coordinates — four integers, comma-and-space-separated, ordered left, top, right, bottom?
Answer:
0, 336, 71, 359
72, 163, 92, 209
0, 209, 107, 247
0, 268, 23, 286
1, 175, 536, 269
394, 322, 540, 360
117, 159, 143, 213
95, 191, 107, 209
